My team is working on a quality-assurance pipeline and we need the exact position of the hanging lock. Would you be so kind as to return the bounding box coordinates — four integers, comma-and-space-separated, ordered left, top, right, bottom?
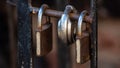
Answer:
58, 5, 76, 44
75, 10, 90, 64
36, 4, 52, 56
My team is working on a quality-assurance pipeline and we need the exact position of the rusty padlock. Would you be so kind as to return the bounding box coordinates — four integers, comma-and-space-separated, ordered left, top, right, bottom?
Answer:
75, 10, 90, 64
36, 4, 52, 56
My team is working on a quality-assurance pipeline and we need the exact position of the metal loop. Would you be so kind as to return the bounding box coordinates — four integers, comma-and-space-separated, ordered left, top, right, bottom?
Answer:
77, 10, 88, 36
64, 5, 74, 14
38, 4, 48, 29
58, 5, 76, 44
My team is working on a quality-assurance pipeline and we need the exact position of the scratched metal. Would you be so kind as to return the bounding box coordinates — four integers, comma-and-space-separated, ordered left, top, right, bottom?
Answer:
17, 0, 32, 68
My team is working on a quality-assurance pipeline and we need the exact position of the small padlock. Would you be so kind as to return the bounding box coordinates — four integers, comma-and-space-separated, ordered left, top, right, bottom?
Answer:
75, 10, 90, 64
35, 4, 52, 56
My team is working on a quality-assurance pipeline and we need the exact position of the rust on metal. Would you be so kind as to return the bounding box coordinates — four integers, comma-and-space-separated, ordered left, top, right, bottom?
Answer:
30, 7, 93, 23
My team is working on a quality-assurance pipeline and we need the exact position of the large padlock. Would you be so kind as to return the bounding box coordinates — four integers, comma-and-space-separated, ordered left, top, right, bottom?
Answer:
58, 5, 76, 44
75, 10, 90, 64
35, 4, 52, 56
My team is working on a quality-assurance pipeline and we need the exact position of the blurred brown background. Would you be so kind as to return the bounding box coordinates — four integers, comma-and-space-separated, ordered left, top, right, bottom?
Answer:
98, 0, 120, 68
0, 0, 120, 68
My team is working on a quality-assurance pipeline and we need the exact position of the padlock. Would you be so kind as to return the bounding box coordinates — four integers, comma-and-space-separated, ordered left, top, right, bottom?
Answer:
58, 5, 76, 44
35, 4, 52, 56
75, 10, 90, 64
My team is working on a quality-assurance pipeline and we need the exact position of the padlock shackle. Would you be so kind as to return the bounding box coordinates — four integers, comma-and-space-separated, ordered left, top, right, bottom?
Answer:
77, 10, 88, 36
38, 4, 49, 29
58, 14, 68, 43
58, 5, 77, 44
64, 5, 77, 14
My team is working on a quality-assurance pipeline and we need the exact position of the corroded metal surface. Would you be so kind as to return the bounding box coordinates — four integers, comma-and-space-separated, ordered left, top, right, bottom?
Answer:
17, 0, 32, 68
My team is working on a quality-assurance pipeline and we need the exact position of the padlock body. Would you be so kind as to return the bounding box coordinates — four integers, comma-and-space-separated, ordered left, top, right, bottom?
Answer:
76, 34, 90, 64
80, 36, 90, 63
36, 23, 52, 56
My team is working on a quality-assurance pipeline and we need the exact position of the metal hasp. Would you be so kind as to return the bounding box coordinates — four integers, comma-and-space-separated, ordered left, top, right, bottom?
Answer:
17, 0, 32, 68
90, 0, 97, 68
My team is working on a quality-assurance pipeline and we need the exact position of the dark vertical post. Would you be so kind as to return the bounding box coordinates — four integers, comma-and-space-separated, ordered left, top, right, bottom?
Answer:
90, 0, 97, 68
17, 0, 32, 68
